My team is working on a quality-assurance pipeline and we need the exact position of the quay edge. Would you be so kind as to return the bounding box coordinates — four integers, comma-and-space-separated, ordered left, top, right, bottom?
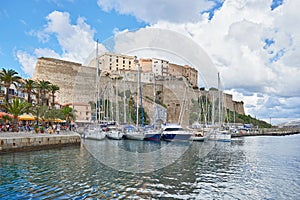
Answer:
232, 128, 300, 137
0, 132, 81, 154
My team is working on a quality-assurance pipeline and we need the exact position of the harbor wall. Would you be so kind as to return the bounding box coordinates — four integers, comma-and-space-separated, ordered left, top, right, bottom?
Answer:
0, 134, 81, 154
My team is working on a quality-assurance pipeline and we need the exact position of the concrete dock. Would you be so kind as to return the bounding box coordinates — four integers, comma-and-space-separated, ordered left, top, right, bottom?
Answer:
0, 131, 81, 154
232, 128, 300, 137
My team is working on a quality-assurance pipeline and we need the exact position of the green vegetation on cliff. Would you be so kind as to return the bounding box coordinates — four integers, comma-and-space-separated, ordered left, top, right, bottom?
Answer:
225, 109, 271, 128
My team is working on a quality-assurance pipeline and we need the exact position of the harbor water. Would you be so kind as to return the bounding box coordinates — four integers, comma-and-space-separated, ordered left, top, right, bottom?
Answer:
1, 134, 299, 199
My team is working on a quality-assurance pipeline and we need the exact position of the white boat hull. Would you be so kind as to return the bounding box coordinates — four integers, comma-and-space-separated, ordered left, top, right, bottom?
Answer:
124, 132, 145, 140
210, 130, 231, 142
107, 131, 124, 140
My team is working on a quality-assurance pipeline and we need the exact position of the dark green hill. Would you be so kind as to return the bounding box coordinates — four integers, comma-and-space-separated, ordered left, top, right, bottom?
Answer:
225, 109, 271, 128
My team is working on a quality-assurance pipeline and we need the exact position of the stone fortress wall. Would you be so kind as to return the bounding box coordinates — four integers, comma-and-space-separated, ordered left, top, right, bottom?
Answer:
33, 57, 245, 125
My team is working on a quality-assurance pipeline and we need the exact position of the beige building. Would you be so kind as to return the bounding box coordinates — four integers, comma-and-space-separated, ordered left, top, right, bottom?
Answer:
90, 52, 137, 73
139, 58, 152, 72
69, 102, 93, 122
152, 58, 169, 77
169, 63, 198, 88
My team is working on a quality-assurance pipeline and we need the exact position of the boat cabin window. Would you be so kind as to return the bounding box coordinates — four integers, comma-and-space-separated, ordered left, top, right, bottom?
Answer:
164, 128, 184, 131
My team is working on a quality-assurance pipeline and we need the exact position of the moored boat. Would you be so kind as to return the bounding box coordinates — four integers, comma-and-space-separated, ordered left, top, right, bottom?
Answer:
144, 129, 162, 141
161, 124, 192, 142
82, 125, 106, 140
106, 128, 124, 140
123, 125, 145, 141
209, 129, 231, 142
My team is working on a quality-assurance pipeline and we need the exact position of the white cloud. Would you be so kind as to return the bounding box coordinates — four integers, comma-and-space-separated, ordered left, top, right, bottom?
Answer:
17, 11, 96, 77
99, 0, 300, 123
44, 11, 96, 62
97, 0, 214, 23
15, 51, 36, 76
34, 48, 61, 59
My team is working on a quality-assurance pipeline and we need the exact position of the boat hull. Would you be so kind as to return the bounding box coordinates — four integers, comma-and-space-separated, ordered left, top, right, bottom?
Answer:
209, 131, 231, 142
124, 132, 145, 140
83, 132, 106, 141
161, 133, 192, 142
144, 133, 161, 141
190, 136, 205, 142
107, 131, 124, 140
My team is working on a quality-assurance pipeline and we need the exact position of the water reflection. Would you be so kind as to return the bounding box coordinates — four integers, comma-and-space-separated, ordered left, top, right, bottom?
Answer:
83, 139, 199, 173
0, 135, 299, 199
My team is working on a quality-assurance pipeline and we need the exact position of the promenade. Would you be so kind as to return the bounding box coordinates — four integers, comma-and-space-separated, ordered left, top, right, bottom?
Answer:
0, 130, 81, 154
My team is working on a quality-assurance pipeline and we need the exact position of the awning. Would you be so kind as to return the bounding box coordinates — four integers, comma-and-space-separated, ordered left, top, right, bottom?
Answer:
0, 112, 13, 119
18, 114, 35, 121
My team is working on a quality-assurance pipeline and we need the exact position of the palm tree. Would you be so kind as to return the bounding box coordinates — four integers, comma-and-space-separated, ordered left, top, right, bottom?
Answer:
20, 79, 37, 103
49, 84, 60, 108
36, 80, 51, 106
0, 68, 22, 102
61, 106, 76, 130
1, 99, 32, 132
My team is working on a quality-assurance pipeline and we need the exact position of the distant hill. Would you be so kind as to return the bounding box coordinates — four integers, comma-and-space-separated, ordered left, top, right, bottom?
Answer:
278, 120, 300, 128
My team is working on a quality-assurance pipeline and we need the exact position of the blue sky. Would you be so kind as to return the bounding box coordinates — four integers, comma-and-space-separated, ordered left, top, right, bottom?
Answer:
0, 0, 299, 124
0, 0, 147, 77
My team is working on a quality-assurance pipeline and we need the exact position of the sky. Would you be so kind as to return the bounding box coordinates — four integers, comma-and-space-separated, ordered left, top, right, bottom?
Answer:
0, 0, 299, 125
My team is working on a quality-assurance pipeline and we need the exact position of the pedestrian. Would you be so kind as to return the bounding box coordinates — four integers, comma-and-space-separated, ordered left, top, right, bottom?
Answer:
56, 123, 61, 134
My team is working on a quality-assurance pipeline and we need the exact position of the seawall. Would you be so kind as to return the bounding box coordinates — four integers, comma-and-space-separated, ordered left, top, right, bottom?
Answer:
232, 128, 300, 137
0, 131, 81, 154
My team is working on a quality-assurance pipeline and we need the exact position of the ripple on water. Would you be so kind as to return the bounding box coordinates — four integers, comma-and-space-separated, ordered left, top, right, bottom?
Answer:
1, 136, 300, 199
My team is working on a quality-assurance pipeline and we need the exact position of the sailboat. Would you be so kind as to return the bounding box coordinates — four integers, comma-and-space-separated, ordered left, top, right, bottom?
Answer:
190, 92, 209, 142
123, 60, 146, 140
161, 82, 192, 141
83, 40, 106, 141
106, 76, 124, 140
209, 73, 231, 142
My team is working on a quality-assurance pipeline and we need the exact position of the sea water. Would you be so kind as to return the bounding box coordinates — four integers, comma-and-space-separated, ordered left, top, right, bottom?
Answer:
0, 134, 299, 199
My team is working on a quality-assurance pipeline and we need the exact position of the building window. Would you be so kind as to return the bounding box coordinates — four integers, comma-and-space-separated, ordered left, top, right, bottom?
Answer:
8, 89, 15, 95
116, 59, 118, 63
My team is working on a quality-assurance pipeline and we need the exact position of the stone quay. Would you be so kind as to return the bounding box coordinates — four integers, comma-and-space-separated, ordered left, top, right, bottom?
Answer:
0, 131, 81, 154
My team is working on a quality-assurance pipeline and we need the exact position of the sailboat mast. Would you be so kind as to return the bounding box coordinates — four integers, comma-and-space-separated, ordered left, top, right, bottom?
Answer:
123, 73, 126, 124
218, 72, 221, 127
96, 40, 99, 123
136, 61, 139, 127
138, 62, 145, 127
115, 78, 119, 124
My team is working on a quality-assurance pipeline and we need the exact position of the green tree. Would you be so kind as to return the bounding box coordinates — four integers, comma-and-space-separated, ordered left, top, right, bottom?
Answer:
49, 84, 60, 108
36, 80, 51, 106
20, 79, 37, 103
61, 106, 76, 129
1, 99, 32, 132
0, 68, 22, 102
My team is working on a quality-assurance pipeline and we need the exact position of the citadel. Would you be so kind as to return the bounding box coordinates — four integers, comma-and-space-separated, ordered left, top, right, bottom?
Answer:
33, 53, 244, 127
